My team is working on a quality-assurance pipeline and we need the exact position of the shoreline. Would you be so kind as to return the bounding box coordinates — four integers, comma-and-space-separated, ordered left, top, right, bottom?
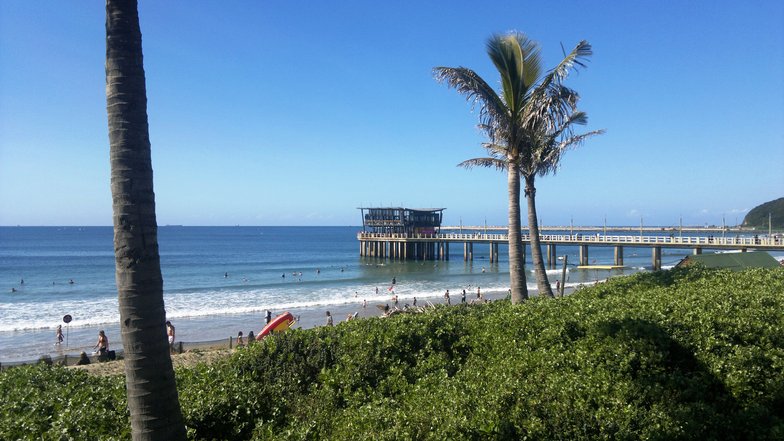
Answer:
3, 286, 576, 369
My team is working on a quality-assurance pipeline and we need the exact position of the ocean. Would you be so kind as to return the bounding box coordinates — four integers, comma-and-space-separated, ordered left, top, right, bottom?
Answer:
0, 226, 763, 363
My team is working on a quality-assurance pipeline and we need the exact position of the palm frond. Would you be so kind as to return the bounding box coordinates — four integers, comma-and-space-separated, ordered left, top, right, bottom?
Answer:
458, 157, 508, 171
433, 66, 510, 141
535, 128, 605, 177
485, 33, 543, 119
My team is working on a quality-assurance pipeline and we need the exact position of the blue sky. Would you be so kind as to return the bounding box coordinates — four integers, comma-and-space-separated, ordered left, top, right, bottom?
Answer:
1, 1, 782, 227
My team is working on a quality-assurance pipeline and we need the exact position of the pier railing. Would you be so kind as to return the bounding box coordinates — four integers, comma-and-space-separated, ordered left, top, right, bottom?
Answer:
357, 232, 784, 249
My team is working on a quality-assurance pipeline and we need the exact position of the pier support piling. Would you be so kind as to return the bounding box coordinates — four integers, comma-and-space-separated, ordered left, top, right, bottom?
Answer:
614, 246, 624, 266
579, 245, 589, 266
652, 246, 662, 271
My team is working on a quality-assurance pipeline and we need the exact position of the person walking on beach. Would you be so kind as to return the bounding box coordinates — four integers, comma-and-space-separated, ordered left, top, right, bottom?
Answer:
477, 286, 481, 299
55, 325, 64, 345
444, 289, 451, 305
166, 321, 175, 351
265, 309, 272, 324
413, 297, 417, 307
461, 289, 466, 304
326, 311, 333, 326
94, 330, 109, 356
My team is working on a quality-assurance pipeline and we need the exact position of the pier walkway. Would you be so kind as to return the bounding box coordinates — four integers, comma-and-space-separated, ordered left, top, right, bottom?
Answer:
357, 231, 784, 270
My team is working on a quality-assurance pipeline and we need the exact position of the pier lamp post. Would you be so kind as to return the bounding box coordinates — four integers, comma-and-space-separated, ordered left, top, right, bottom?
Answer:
640, 217, 643, 240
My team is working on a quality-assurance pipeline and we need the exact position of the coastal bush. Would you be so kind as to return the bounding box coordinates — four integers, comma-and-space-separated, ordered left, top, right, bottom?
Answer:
0, 363, 128, 440
2, 267, 782, 440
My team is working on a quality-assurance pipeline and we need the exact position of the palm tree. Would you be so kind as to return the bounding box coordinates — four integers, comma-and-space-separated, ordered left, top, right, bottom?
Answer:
461, 112, 604, 298
522, 110, 604, 297
435, 32, 593, 302
105, 1, 186, 439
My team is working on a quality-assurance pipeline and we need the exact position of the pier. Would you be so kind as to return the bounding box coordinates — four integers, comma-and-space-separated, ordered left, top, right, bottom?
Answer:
358, 209, 783, 270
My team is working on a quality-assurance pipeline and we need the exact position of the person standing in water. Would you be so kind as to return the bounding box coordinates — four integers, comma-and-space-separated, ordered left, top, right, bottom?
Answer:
55, 325, 64, 345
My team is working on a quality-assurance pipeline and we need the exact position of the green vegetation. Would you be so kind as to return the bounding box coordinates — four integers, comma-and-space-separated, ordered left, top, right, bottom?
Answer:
2, 267, 783, 440
743, 197, 784, 229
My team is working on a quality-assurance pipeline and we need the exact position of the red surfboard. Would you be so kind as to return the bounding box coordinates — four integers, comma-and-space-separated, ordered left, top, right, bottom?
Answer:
257, 311, 295, 340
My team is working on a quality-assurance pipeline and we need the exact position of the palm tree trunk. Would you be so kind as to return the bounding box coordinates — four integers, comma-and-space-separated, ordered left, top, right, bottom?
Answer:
106, 1, 186, 439
507, 164, 528, 303
525, 175, 554, 297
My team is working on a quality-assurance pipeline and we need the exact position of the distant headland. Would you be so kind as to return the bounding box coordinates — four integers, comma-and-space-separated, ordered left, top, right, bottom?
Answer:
743, 197, 784, 229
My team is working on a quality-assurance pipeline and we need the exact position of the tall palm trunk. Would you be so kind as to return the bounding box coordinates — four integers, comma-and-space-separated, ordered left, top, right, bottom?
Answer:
525, 175, 554, 297
105, 1, 186, 439
507, 162, 528, 303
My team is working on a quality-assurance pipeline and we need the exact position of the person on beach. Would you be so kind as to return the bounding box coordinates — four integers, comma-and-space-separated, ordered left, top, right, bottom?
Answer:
77, 351, 91, 365
94, 330, 109, 356
413, 297, 417, 307
444, 289, 451, 305
166, 321, 175, 351
477, 286, 481, 299
265, 309, 272, 324
461, 289, 466, 304
56, 325, 64, 345
326, 311, 333, 326
237, 331, 244, 347
363, 299, 367, 308
247, 330, 255, 344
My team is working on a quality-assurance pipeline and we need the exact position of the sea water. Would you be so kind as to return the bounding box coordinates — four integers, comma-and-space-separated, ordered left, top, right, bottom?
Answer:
0, 226, 757, 363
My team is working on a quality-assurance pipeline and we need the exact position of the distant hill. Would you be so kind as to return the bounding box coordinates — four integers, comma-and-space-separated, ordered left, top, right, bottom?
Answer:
742, 197, 784, 229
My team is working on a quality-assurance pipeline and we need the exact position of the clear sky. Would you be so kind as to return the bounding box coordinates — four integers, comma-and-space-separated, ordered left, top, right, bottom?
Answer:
1, 1, 782, 227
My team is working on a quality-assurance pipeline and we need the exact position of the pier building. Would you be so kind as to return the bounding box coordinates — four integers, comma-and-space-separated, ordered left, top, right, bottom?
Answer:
358, 207, 448, 260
